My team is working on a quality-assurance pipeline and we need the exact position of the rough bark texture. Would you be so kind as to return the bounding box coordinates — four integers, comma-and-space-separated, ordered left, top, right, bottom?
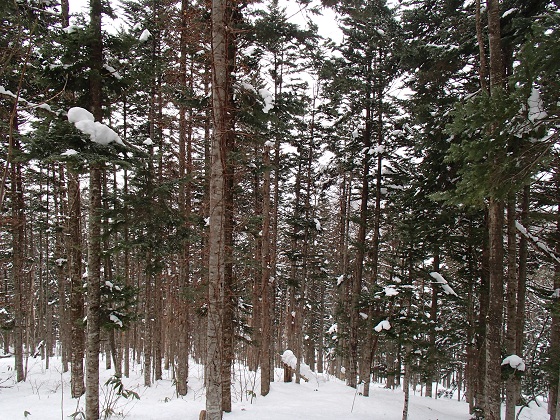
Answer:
426, 252, 440, 398
68, 168, 85, 398
260, 145, 272, 396
176, 0, 191, 397
484, 198, 504, 420
551, 171, 560, 420
86, 165, 102, 420
206, 0, 231, 417
475, 0, 488, 92
484, 2, 505, 419
11, 149, 25, 383
505, 195, 518, 420
348, 97, 372, 389
487, 0, 504, 89
85, 0, 103, 418
363, 102, 383, 397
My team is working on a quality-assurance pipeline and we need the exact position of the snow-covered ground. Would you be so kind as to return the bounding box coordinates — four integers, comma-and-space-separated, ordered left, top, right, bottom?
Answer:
0, 355, 549, 419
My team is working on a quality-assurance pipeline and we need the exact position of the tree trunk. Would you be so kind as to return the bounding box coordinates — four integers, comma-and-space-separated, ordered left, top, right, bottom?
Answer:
426, 251, 440, 398
484, 2, 505, 419
402, 345, 412, 420
206, 0, 233, 416
85, 0, 104, 417
11, 143, 25, 382
260, 143, 272, 396
68, 168, 85, 397
86, 164, 102, 420
505, 195, 518, 420
551, 171, 560, 420
363, 104, 383, 397
475, 0, 488, 92
348, 99, 372, 389
176, 0, 192, 397
484, 198, 504, 420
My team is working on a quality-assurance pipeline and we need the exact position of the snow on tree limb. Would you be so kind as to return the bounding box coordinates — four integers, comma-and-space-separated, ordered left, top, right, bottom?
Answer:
516, 221, 560, 265
429, 272, 459, 296
374, 320, 391, 332
67, 107, 123, 146
501, 355, 525, 371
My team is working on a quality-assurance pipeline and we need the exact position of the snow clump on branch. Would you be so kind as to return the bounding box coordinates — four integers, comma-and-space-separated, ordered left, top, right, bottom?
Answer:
67, 107, 123, 146
501, 355, 525, 371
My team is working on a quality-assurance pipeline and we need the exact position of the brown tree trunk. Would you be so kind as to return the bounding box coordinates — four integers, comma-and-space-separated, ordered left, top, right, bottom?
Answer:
475, 0, 488, 92
484, 1, 506, 418
221, 3, 238, 410
176, 0, 192, 397
550, 171, 560, 420
68, 168, 85, 397
426, 251, 440, 398
484, 198, 504, 420
348, 98, 372, 389
260, 143, 272, 396
206, 0, 233, 416
402, 346, 412, 420
85, 0, 104, 417
144, 267, 153, 387
505, 195, 518, 420
11, 144, 25, 382
363, 96, 383, 397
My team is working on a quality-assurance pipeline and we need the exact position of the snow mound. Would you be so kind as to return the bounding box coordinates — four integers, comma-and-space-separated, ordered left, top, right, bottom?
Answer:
281, 349, 318, 382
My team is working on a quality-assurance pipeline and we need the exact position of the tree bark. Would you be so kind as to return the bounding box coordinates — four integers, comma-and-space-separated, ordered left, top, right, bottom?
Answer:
348, 90, 372, 389
505, 195, 518, 420
484, 198, 504, 420
402, 345, 412, 420
68, 168, 85, 398
475, 0, 488, 93
484, 2, 505, 419
551, 170, 560, 420
85, 0, 104, 417
260, 143, 272, 396
176, 0, 192, 397
11, 141, 25, 383
426, 251, 440, 398
206, 0, 232, 416
363, 91, 383, 397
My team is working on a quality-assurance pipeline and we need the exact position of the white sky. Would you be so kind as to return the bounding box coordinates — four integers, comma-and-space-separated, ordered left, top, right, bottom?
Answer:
67, 0, 343, 43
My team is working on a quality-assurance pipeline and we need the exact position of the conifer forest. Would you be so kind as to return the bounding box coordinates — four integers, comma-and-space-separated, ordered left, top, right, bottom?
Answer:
1, 0, 560, 419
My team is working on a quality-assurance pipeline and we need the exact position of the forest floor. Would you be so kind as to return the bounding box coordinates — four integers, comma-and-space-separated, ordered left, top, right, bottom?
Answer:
0, 355, 549, 419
